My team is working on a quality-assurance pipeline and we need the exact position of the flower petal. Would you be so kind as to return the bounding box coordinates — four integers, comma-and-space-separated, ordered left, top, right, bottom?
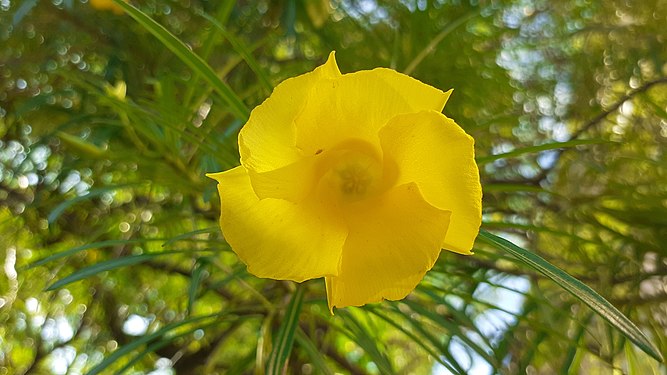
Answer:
294, 68, 450, 157
207, 166, 347, 282
247, 156, 320, 202
379, 110, 482, 254
249, 141, 383, 204
239, 52, 341, 173
325, 183, 451, 310
374, 68, 452, 113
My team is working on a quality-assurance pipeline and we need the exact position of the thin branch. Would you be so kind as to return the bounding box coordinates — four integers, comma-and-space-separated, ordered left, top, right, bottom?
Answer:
570, 77, 667, 140
532, 76, 667, 183
486, 77, 667, 186
143, 260, 235, 300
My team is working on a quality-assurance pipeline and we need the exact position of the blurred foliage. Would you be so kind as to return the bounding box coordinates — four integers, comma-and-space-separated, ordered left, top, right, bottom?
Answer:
1, 0, 666, 374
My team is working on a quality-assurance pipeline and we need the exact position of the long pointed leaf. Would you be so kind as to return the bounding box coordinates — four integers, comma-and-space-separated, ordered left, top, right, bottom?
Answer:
476, 139, 608, 165
48, 184, 139, 224
45, 251, 211, 291
266, 284, 305, 375
478, 230, 663, 362
26, 239, 158, 269
199, 12, 273, 93
294, 328, 335, 375
85, 313, 225, 375
113, 0, 249, 121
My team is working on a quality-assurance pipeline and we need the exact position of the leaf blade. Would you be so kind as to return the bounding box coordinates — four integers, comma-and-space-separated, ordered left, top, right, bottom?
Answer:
476, 139, 608, 165
265, 284, 305, 375
113, 0, 249, 121
44, 251, 208, 291
84, 313, 224, 375
478, 230, 663, 362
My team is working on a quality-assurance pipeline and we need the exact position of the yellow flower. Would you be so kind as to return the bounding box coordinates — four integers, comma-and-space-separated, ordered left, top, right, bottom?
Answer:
208, 52, 482, 311
105, 81, 127, 101
89, 0, 125, 15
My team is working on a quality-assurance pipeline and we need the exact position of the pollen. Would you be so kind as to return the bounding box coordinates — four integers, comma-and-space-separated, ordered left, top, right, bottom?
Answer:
338, 163, 374, 196
325, 149, 383, 202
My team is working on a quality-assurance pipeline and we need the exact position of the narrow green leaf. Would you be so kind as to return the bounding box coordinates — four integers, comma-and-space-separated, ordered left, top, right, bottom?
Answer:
476, 139, 608, 165
85, 313, 225, 375
560, 312, 594, 375
11, 0, 37, 26
403, 298, 497, 367
481, 222, 602, 244
45, 251, 204, 291
182, 1, 236, 107
404, 10, 477, 74
187, 258, 208, 315
48, 184, 138, 224
365, 306, 459, 374
56, 131, 107, 158
519, 331, 548, 373
492, 299, 538, 364
483, 183, 552, 194
26, 238, 213, 270
478, 230, 663, 362
161, 227, 218, 248
266, 284, 305, 375
26, 238, 157, 269
338, 310, 395, 375
199, 12, 273, 93
226, 350, 257, 374
112, 0, 250, 121
115, 320, 219, 375
294, 328, 335, 375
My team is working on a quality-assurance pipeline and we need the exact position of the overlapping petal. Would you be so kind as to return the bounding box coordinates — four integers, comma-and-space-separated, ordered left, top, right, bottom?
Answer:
239, 52, 341, 174
209, 52, 482, 310
325, 183, 451, 310
379, 110, 482, 254
247, 156, 320, 202
294, 68, 451, 157
207, 167, 347, 282
373, 68, 452, 113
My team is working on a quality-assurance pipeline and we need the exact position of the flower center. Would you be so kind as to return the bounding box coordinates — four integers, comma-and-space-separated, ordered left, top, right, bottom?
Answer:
317, 140, 384, 203
333, 152, 381, 198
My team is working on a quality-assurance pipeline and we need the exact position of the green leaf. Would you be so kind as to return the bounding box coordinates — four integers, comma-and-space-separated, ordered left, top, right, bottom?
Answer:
115, 320, 219, 375
366, 306, 460, 374
483, 183, 552, 194
403, 298, 498, 368
26, 238, 158, 269
45, 251, 205, 291
476, 139, 608, 165
478, 230, 663, 362
338, 310, 395, 375
161, 227, 219, 248
112, 0, 250, 121
560, 312, 594, 374
48, 184, 139, 224
56, 131, 107, 158
403, 10, 478, 74
84, 313, 225, 375
11, 0, 37, 26
26, 237, 215, 270
199, 11, 273, 93
265, 284, 305, 375
187, 257, 208, 315
294, 328, 335, 375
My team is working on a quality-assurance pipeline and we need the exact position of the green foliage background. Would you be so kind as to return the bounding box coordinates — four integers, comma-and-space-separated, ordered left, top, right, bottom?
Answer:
1, 0, 666, 374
